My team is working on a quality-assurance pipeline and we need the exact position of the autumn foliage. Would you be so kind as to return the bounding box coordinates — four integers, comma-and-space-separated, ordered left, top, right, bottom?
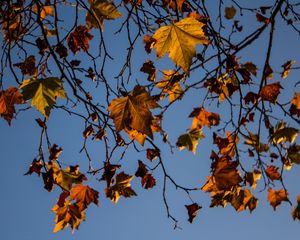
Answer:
1, 0, 300, 232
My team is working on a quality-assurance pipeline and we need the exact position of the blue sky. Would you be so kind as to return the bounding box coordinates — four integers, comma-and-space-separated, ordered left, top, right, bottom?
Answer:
1, 0, 300, 239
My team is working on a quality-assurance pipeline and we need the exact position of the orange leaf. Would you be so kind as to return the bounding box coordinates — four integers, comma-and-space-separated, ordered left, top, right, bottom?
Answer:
265, 165, 281, 181
70, 184, 99, 211
260, 82, 282, 103
189, 107, 220, 128
0, 87, 24, 124
281, 60, 295, 79
52, 200, 85, 233
267, 188, 289, 210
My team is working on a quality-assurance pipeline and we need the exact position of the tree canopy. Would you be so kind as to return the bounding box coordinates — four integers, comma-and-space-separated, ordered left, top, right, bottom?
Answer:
0, 0, 300, 233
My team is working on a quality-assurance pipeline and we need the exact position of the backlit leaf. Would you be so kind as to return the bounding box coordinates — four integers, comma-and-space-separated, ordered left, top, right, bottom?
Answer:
281, 60, 295, 79
176, 128, 204, 154
0, 87, 24, 124
86, 0, 122, 30
189, 107, 220, 128
271, 125, 298, 144
108, 86, 159, 139
245, 170, 261, 189
46, 162, 86, 191
105, 172, 137, 204
152, 17, 209, 72
265, 165, 281, 181
260, 82, 282, 103
67, 25, 93, 54
20, 77, 66, 117
70, 184, 99, 211
267, 188, 289, 210
52, 200, 85, 233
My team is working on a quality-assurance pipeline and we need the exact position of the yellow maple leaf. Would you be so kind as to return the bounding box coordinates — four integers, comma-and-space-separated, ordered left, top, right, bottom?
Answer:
52, 200, 85, 233
152, 17, 209, 72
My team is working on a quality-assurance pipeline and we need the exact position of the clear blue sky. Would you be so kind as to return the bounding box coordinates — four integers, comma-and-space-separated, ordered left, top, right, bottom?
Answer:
1, 1, 300, 239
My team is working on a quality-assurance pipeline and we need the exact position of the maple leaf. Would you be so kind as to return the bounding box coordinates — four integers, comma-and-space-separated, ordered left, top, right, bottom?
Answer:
146, 148, 160, 161
213, 132, 239, 157
155, 70, 184, 102
260, 82, 282, 103
20, 77, 66, 117
176, 128, 204, 154
70, 184, 99, 211
24, 159, 44, 176
52, 200, 85, 233
101, 162, 121, 187
189, 107, 220, 128
140, 60, 156, 82
213, 157, 242, 191
105, 172, 137, 204
230, 188, 258, 212
265, 165, 281, 181
141, 174, 156, 189
108, 86, 159, 139
14, 55, 38, 76
0, 87, 23, 124
67, 25, 94, 54
49, 144, 63, 161
268, 188, 289, 210
152, 17, 209, 72
185, 203, 201, 223
46, 162, 86, 191
281, 60, 295, 79
86, 0, 122, 30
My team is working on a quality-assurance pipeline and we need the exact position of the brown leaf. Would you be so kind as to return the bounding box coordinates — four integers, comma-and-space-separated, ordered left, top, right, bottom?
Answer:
146, 148, 160, 161
101, 162, 121, 187
213, 132, 239, 157
42, 168, 55, 192
140, 60, 156, 82
265, 165, 281, 181
260, 82, 282, 103
55, 44, 68, 58
14, 55, 38, 76
224, 6, 236, 20
57, 192, 70, 207
213, 157, 242, 191
231, 188, 258, 212
268, 188, 289, 210
35, 118, 47, 129
70, 184, 99, 211
141, 174, 156, 189
0, 87, 24, 124
24, 159, 44, 176
143, 34, 156, 54
49, 144, 63, 161
135, 160, 148, 178
67, 25, 93, 54
244, 91, 259, 105
185, 203, 201, 223
245, 170, 261, 189
189, 107, 220, 128
256, 13, 270, 24
291, 195, 300, 220
262, 63, 274, 80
